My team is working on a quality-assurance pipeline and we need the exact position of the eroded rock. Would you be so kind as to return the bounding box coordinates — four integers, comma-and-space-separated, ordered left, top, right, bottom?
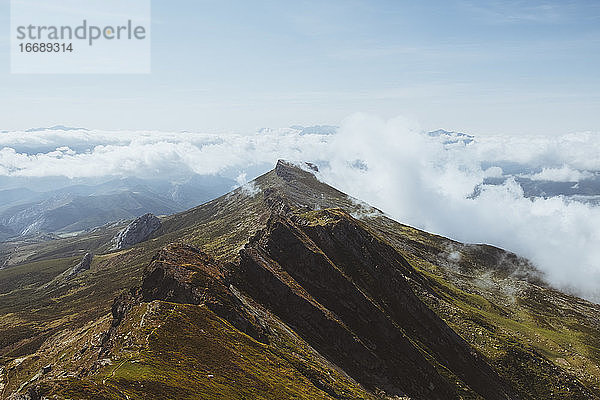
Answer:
111, 213, 160, 250
66, 253, 93, 279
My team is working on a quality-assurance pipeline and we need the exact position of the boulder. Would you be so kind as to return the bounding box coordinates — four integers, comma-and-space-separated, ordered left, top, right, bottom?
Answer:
67, 253, 93, 278
112, 213, 160, 250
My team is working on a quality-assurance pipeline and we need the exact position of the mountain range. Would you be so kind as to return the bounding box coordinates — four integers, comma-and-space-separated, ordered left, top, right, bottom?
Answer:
0, 176, 236, 240
1, 161, 599, 399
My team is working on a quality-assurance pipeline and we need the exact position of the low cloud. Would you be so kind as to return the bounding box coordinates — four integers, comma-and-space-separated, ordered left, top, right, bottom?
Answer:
1, 118, 600, 301
235, 172, 260, 197
523, 165, 595, 182
0, 129, 328, 179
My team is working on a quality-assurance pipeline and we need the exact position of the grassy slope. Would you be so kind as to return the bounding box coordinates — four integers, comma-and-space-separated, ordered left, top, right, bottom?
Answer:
0, 181, 271, 360
369, 218, 600, 398
16, 300, 376, 400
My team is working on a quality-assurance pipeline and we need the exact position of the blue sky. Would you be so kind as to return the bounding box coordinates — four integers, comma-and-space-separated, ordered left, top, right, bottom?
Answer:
1, 0, 599, 134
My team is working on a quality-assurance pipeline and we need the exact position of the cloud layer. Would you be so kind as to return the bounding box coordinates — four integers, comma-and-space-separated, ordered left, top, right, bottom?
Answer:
1, 119, 600, 301
319, 115, 600, 301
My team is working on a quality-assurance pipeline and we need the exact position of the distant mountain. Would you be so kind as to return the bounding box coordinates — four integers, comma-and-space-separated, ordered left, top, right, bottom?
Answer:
258, 125, 338, 136
478, 175, 600, 204
0, 187, 38, 209
291, 125, 338, 135
166, 174, 238, 209
0, 176, 237, 239
25, 125, 89, 132
0, 224, 14, 241
427, 129, 474, 145
425, 131, 600, 203
472, 160, 600, 204
2, 161, 599, 399
0, 190, 179, 236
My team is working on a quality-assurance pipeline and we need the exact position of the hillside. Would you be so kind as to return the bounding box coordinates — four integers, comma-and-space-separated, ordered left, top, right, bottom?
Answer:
1, 161, 600, 399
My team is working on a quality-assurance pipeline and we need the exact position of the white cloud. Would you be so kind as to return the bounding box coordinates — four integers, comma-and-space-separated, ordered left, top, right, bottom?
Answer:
483, 166, 503, 178
235, 172, 260, 197
0, 129, 328, 178
472, 131, 600, 171
523, 165, 594, 182
1, 118, 600, 301
318, 115, 600, 301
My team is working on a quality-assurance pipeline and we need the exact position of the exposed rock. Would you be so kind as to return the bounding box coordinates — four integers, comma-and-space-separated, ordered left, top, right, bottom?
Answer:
101, 243, 268, 356
4, 161, 600, 400
305, 162, 319, 172
140, 244, 268, 342
111, 213, 160, 250
235, 212, 519, 400
66, 253, 93, 279
8, 385, 41, 400
274, 160, 301, 182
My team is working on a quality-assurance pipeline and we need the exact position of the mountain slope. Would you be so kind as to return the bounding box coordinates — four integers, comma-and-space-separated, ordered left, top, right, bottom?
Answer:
1, 161, 600, 399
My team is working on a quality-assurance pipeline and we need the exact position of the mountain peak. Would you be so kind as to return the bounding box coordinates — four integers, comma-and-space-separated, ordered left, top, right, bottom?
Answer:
274, 160, 318, 182
426, 129, 474, 145
260, 160, 360, 215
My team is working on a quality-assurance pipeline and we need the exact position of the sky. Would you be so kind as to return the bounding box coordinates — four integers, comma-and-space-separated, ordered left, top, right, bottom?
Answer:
1, 0, 600, 134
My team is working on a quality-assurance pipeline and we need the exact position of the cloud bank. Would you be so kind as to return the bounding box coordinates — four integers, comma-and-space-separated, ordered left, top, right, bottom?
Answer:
319, 115, 600, 301
1, 119, 600, 301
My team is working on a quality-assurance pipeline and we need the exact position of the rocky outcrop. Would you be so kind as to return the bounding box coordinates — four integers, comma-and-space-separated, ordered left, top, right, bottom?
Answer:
101, 243, 268, 356
111, 213, 160, 250
235, 211, 519, 400
274, 160, 303, 182
66, 253, 93, 279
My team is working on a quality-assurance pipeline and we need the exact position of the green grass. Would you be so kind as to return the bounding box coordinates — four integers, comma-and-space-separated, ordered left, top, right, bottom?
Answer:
47, 302, 375, 400
407, 256, 600, 398
0, 256, 78, 295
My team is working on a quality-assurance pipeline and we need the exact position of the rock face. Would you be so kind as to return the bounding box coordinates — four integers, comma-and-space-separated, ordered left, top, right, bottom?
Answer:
66, 253, 93, 278
112, 213, 161, 250
105, 243, 268, 351
235, 211, 518, 400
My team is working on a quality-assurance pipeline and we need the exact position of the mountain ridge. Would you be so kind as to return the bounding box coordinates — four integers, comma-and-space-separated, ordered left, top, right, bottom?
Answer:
1, 161, 600, 399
